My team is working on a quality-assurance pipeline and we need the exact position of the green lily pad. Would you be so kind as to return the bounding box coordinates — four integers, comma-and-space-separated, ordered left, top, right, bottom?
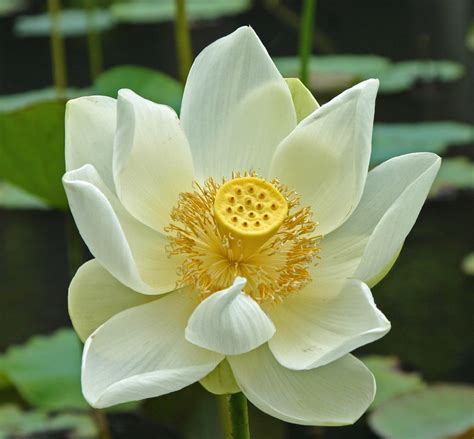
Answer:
110, 0, 251, 24
93, 65, 183, 111
369, 384, 474, 439
0, 87, 89, 112
466, 21, 474, 51
430, 157, 474, 196
461, 252, 474, 276
0, 329, 87, 410
371, 122, 474, 166
362, 355, 426, 409
274, 56, 464, 94
0, 404, 97, 439
0, 101, 67, 209
14, 8, 114, 38
0, 181, 49, 209
0, 0, 25, 16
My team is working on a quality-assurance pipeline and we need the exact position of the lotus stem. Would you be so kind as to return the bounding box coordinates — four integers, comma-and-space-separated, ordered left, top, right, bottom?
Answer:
84, 0, 103, 81
174, 0, 193, 84
47, 0, 68, 98
229, 392, 250, 439
299, 0, 316, 86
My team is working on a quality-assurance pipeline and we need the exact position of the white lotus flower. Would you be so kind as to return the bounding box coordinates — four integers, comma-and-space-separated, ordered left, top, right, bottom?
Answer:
64, 27, 440, 426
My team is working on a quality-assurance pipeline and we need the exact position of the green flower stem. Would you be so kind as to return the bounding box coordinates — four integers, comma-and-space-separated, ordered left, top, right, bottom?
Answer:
174, 0, 193, 84
229, 392, 250, 439
299, 0, 316, 87
84, 0, 103, 81
47, 0, 68, 98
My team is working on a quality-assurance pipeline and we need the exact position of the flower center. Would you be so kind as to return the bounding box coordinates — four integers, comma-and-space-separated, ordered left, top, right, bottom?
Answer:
166, 172, 321, 304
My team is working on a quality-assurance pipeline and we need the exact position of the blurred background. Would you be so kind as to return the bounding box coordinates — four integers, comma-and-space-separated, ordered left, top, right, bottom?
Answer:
0, 0, 473, 438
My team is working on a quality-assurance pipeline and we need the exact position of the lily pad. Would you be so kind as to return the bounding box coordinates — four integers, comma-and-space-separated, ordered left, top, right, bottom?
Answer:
93, 65, 183, 111
461, 252, 474, 276
0, 404, 97, 438
430, 157, 474, 196
369, 384, 474, 439
0, 181, 49, 209
0, 0, 25, 16
0, 101, 67, 209
110, 0, 251, 24
0, 87, 89, 112
362, 355, 426, 409
14, 8, 114, 38
0, 329, 87, 410
274, 56, 464, 94
371, 122, 474, 166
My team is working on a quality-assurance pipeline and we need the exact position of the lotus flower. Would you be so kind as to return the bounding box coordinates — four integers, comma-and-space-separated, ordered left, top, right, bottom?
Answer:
63, 27, 440, 425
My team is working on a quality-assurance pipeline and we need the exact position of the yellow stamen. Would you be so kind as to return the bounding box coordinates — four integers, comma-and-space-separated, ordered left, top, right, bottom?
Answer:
166, 172, 321, 304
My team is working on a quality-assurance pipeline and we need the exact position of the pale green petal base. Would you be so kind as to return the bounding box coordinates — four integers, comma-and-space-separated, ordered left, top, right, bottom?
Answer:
200, 359, 240, 395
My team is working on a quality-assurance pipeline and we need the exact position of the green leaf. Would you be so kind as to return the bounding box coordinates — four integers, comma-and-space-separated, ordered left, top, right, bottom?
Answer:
369, 384, 474, 439
430, 157, 474, 196
0, 181, 49, 209
0, 0, 25, 16
274, 56, 464, 94
0, 404, 97, 438
466, 21, 474, 51
0, 101, 67, 209
362, 355, 426, 409
0, 87, 89, 112
461, 252, 474, 276
14, 8, 114, 37
110, 0, 251, 24
93, 65, 183, 111
0, 329, 87, 410
371, 122, 474, 166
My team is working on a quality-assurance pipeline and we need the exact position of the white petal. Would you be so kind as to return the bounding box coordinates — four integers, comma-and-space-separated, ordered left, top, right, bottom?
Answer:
113, 90, 194, 232
228, 346, 375, 426
63, 164, 179, 294
180, 26, 296, 180
316, 153, 441, 285
82, 289, 223, 408
65, 96, 116, 192
270, 79, 379, 236
69, 259, 157, 342
185, 277, 275, 355
268, 279, 390, 370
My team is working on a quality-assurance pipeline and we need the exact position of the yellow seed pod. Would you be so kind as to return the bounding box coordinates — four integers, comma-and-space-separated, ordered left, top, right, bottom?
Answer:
214, 177, 288, 254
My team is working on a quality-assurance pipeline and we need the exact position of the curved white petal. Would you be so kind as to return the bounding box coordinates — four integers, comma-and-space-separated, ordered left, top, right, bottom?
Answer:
270, 79, 379, 236
228, 346, 375, 426
316, 153, 441, 284
65, 96, 116, 192
69, 259, 157, 342
113, 89, 194, 232
82, 289, 223, 408
185, 277, 275, 355
63, 164, 179, 295
181, 26, 296, 180
268, 279, 390, 370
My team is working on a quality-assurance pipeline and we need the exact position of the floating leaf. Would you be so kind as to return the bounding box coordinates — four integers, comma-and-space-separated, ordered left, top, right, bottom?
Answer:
0, 329, 86, 410
0, 0, 25, 16
0, 87, 89, 112
93, 65, 183, 111
0, 101, 67, 209
362, 355, 426, 409
466, 21, 474, 51
0, 404, 97, 438
371, 122, 474, 166
430, 157, 474, 196
14, 8, 114, 37
461, 252, 474, 276
274, 56, 464, 94
369, 384, 474, 439
111, 0, 251, 24
0, 181, 49, 209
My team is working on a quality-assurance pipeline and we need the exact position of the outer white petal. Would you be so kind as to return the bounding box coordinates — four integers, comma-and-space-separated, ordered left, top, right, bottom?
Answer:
270, 79, 379, 236
113, 89, 194, 232
65, 96, 116, 191
82, 289, 223, 408
185, 277, 275, 355
228, 346, 375, 426
63, 164, 179, 295
180, 26, 296, 180
268, 279, 390, 370
316, 153, 441, 284
68, 259, 157, 342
